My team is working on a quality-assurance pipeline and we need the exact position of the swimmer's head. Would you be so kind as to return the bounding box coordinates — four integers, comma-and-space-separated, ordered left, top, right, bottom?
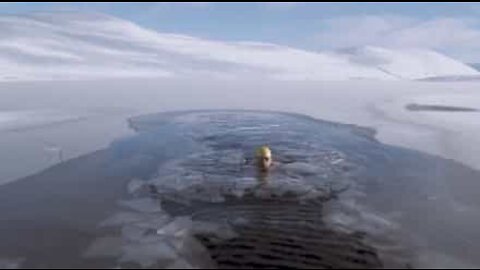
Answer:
256, 146, 272, 171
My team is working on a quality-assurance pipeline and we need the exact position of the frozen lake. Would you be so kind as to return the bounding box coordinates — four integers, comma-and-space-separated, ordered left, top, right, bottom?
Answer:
1, 79, 480, 268
0, 109, 135, 185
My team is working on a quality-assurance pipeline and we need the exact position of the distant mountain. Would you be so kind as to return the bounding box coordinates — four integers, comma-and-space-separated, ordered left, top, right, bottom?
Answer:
468, 63, 480, 71
0, 12, 478, 81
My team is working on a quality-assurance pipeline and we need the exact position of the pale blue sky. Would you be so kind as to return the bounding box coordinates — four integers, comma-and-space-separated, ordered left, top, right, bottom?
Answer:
2, 2, 480, 61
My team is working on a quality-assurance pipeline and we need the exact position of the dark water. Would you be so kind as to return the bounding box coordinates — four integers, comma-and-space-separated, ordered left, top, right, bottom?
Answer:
405, 103, 478, 112
0, 110, 479, 268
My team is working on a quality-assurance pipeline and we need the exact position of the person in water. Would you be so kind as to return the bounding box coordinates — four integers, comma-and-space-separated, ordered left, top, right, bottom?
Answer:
256, 146, 273, 172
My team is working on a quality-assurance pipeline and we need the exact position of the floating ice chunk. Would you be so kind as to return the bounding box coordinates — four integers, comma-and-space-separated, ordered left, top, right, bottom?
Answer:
326, 211, 358, 229
123, 224, 177, 244
119, 219, 212, 267
191, 221, 237, 240
157, 216, 192, 238
133, 215, 172, 231
83, 236, 123, 258
127, 178, 147, 194
358, 211, 399, 234
122, 224, 150, 242
100, 211, 171, 230
118, 198, 162, 213
175, 235, 216, 268
331, 158, 344, 165
120, 240, 177, 268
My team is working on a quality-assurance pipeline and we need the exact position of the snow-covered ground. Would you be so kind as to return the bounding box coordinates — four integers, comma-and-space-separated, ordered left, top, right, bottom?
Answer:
0, 110, 85, 131
374, 89, 480, 171
0, 106, 135, 185
0, 13, 477, 81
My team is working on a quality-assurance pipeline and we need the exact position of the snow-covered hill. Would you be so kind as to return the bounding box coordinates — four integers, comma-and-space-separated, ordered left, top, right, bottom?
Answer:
0, 13, 477, 81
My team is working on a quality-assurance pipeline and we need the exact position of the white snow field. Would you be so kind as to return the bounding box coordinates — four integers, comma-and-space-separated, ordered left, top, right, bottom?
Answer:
0, 110, 84, 131
0, 107, 135, 185
0, 12, 477, 82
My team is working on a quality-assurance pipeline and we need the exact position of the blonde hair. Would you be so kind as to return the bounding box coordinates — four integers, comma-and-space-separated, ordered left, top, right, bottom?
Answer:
256, 146, 272, 158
